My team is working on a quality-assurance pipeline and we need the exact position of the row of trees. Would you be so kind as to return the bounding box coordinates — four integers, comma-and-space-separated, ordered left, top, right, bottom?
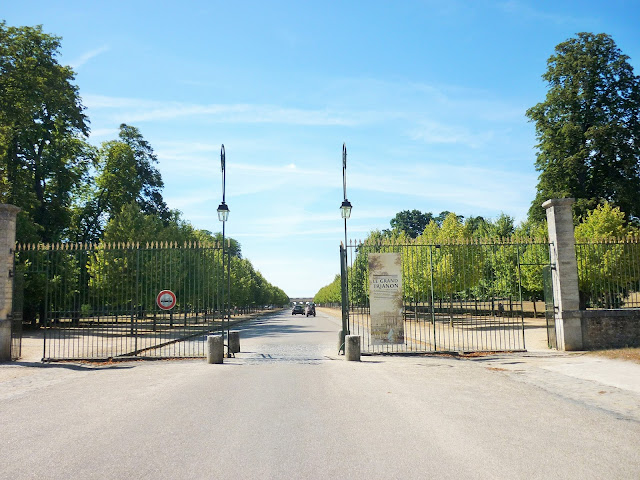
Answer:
316, 205, 640, 309
1, 21, 289, 318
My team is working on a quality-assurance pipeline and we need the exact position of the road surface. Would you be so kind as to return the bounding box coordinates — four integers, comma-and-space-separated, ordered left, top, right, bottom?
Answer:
1, 308, 639, 479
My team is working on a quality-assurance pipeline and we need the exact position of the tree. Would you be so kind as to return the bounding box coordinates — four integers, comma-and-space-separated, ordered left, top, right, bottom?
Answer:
574, 203, 639, 308
526, 32, 640, 223
72, 124, 170, 242
314, 275, 342, 304
489, 213, 515, 238
117, 124, 169, 220
419, 214, 483, 305
0, 22, 90, 242
389, 210, 433, 238
434, 211, 463, 226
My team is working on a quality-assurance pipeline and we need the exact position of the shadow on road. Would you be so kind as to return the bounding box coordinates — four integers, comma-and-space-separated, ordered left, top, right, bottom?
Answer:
4, 360, 135, 371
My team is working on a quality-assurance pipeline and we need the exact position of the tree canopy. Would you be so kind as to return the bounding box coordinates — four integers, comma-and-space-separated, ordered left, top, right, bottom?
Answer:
389, 210, 434, 238
526, 32, 640, 223
0, 21, 89, 242
71, 124, 170, 243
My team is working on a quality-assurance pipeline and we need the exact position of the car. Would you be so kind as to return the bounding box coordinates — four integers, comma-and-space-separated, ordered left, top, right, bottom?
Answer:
305, 303, 316, 317
292, 305, 304, 315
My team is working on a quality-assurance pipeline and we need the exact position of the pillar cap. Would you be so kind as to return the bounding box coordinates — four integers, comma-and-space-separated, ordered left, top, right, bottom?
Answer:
542, 198, 575, 210
0, 204, 21, 215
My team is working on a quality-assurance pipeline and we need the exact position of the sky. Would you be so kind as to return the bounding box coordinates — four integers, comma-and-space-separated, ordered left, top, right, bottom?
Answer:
4, 1, 640, 298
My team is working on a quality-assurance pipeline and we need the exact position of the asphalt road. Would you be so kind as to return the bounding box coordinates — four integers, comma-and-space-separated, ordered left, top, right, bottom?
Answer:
1, 308, 639, 479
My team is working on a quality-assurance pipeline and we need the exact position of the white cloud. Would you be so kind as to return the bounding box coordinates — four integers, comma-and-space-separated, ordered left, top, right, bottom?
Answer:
70, 46, 109, 70
410, 121, 495, 148
83, 94, 368, 126
87, 127, 118, 139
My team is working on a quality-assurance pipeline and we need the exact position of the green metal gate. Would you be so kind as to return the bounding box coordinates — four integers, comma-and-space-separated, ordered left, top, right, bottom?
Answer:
341, 238, 553, 354
12, 241, 231, 361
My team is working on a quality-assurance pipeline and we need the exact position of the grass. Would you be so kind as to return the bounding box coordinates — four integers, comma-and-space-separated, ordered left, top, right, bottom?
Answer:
588, 347, 640, 364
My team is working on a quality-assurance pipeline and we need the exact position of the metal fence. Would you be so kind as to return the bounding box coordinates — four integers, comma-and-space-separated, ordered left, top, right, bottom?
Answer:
576, 237, 640, 310
344, 238, 552, 354
13, 241, 230, 360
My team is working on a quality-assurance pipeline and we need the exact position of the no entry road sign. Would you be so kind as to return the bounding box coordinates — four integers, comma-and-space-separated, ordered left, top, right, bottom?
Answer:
156, 290, 177, 310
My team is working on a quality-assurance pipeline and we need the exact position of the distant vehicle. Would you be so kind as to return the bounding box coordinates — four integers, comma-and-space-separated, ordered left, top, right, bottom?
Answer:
292, 305, 305, 315
305, 303, 316, 317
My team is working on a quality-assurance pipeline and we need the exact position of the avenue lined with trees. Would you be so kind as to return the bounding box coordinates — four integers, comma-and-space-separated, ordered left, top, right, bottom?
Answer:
0, 21, 289, 321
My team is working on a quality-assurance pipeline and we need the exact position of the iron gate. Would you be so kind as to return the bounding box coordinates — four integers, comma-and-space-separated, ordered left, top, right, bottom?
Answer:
341, 238, 552, 354
12, 241, 230, 361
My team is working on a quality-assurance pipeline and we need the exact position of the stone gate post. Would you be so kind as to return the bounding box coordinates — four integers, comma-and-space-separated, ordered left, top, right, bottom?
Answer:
543, 198, 583, 350
0, 204, 20, 361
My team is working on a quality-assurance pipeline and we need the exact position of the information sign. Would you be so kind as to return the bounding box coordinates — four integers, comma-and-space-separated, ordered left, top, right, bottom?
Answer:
369, 253, 404, 344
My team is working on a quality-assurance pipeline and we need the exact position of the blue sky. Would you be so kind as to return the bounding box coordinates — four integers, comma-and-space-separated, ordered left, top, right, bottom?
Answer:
4, 1, 640, 297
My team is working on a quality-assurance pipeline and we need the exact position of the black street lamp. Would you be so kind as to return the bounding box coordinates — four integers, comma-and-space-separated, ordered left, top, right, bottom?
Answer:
340, 143, 351, 353
217, 145, 231, 356
217, 145, 229, 222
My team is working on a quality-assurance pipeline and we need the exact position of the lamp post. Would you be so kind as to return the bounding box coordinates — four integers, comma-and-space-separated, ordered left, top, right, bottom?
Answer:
217, 145, 230, 356
340, 143, 352, 353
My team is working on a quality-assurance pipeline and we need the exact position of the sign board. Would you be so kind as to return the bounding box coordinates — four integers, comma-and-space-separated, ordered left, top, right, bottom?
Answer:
156, 290, 177, 310
369, 253, 404, 345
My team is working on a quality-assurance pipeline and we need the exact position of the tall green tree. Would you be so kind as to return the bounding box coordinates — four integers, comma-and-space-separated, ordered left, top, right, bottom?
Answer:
117, 124, 169, 220
389, 209, 433, 238
72, 124, 170, 242
0, 22, 90, 242
526, 32, 640, 222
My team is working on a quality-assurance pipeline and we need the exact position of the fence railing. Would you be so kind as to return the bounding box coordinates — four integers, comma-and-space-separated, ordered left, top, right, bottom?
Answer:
575, 238, 640, 310
344, 238, 552, 353
13, 241, 230, 360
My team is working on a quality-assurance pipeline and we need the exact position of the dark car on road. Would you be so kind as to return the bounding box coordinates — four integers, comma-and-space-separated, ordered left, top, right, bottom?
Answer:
305, 303, 316, 317
292, 305, 305, 315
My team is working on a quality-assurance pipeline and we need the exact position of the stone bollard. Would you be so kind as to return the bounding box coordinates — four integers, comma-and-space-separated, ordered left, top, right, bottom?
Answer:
228, 331, 240, 353
206, 335, 224, 364
345, 335, 361, 361
0, 319, 11, 361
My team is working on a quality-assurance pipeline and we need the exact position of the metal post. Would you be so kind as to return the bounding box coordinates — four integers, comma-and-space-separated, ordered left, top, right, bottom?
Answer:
217, 144, 232, 357
222, 218, 226, 349
339, 143, 352, 354
227, 237, 231, 356
339, 244, 350, 353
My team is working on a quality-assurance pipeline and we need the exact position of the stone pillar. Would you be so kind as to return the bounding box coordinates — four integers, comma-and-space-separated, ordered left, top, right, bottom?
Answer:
0, 204, 20, 361
345, 335, 361, 361
206, 335, 224, 364
543, 198, 583, 350
228, 331, 240, 354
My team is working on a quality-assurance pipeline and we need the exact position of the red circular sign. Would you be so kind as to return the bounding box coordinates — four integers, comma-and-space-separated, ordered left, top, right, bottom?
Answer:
156, 290, 177, 310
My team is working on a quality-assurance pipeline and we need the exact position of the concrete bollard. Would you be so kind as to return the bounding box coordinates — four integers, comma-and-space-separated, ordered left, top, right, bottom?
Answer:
0, 319, 11, 361
228, 331, 240, 353
206, 335, 224, 364
345, 335, 361, 361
